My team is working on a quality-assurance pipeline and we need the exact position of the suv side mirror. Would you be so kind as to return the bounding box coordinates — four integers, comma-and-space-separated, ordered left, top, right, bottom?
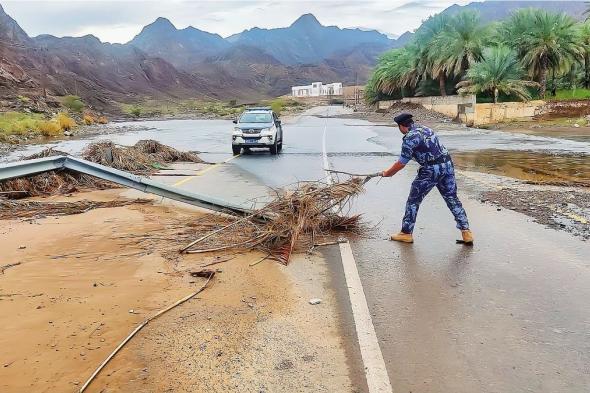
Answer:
232, 119, 238, 124
276, 120, 281, 125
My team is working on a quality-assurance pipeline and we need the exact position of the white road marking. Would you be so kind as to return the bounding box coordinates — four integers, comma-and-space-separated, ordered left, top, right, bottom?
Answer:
339, 242, 393, 393
322, 107, 333, 183
321, 107, 393, 393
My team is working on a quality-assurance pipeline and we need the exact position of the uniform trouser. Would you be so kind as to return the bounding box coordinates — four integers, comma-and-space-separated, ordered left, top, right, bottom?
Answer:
401, 161, 469, 234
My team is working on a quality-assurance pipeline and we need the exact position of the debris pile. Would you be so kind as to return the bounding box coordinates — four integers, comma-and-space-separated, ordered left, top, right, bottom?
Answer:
0, 170, 114, 198
0, 140, 203, 198
133, 139, 202, 163
23, 147, 70, 159
0, 198, 151, 220
181, 178, 365, 264
81, 139, 203, 173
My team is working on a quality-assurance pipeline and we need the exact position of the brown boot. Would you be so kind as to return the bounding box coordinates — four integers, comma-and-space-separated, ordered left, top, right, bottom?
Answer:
461, 230, 474, 244
390, 232, 414, 243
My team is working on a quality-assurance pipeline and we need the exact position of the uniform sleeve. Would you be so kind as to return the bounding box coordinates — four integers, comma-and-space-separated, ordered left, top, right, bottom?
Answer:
399, 133, 420, 164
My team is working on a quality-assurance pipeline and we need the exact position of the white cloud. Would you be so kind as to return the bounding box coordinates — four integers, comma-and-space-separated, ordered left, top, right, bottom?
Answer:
2, 0, 475, 43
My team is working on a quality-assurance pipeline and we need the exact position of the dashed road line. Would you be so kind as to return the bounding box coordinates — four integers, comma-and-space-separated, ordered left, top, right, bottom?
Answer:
321, 107, 393, 393
173, 154, 241, 187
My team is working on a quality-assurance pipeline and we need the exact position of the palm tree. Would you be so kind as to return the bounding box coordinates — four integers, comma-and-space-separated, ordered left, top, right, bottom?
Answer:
457, 46, 538, 103
579, 21, 590, 89
413, 13, 452, 96
431, 11, 489, 84
501, 9, 582, 97
371, 45, 420, 96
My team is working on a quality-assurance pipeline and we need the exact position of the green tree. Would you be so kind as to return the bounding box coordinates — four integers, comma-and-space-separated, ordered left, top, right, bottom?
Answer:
500, 9, 582, 97
431, 11, 489, 83
413, 13, 453, 96
62, 95, 84, 112
580, 21, 590, 89
457, 46, 538, 103
371, 45, 420, 96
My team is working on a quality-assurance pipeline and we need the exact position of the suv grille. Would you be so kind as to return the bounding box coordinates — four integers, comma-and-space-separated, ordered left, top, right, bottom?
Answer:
242, 129, 261, 134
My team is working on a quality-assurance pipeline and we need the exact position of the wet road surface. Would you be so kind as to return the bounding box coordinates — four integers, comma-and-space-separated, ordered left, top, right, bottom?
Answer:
4, 107, 590, 392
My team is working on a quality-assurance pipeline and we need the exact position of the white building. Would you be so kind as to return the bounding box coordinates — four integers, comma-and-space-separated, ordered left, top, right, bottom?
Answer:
291, 82, 343, 97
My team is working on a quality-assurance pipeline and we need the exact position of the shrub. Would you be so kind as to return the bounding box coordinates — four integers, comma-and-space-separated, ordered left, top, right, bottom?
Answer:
0, 112, 43, 135
83, 113, 96, 125
270, 99, 284, 115
62, 95, 85, 112
38, 120, 61, 136
130, 106, 142, 117
17, 95, 31, 104
56, 113, 76, 131
97, 115, 108, 124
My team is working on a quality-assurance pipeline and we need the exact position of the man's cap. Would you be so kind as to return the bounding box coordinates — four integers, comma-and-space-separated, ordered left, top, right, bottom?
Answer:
393, 113, 413, 125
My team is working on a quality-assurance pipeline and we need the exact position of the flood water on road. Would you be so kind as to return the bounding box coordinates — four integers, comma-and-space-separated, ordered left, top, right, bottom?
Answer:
452, 150, 590, 186
2, 113, 589, 186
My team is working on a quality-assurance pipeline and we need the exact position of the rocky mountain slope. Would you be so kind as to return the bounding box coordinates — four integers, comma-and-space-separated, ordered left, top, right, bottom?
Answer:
0, 4, 396, 112
226, 13, 393, 65
394, 1, 587, 55
441, 1, 587, 21
125, 13, 397, 96
0, 4, 220, 112
1, 0, 587, 113
129, 17, 229, 69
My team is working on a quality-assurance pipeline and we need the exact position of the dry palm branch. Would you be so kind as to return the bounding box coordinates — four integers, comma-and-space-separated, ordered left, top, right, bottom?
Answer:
180, 177, 367, 264
0, 140, 203, 198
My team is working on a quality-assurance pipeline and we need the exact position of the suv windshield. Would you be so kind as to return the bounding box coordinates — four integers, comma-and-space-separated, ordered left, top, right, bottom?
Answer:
239, 112, 272, 123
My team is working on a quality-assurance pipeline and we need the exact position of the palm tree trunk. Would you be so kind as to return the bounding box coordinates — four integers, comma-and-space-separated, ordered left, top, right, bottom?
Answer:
539, 55, 549, 98
585, 52, 590, 89
438, 73, 447, 96
494, 88, 499, 104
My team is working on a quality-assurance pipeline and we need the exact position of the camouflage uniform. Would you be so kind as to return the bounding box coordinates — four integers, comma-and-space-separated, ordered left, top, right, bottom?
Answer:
399, 124, 469, 234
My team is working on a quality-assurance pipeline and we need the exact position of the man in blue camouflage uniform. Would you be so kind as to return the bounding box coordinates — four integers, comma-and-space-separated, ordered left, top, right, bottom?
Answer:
380, 113, 473, 244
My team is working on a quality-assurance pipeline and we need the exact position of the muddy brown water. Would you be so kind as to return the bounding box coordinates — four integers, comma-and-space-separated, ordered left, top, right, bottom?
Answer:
453, 150, 590, 186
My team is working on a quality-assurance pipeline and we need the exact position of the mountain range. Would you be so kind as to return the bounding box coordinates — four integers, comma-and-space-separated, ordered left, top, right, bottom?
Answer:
0, 1, 586, 113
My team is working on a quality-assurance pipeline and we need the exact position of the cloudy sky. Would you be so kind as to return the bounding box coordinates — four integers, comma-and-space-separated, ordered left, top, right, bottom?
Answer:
3, 0, 477, 43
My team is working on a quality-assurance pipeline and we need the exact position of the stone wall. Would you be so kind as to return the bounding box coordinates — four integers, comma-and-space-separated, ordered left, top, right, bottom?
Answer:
402, 95, 476, 119
378, 96, 546, 126
377, 95, 476, 119
472, 101, 545, 126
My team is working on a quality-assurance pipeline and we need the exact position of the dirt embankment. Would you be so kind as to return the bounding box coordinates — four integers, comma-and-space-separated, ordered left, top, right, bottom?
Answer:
336, 102, 454, 126
0, 190, 357, 393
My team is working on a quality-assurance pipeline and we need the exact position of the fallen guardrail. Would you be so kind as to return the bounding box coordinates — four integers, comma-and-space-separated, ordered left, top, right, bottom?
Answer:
0, 155, 249, 216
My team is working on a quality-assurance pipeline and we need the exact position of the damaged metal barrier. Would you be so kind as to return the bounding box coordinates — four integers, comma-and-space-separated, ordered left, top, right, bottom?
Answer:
0, 155, 249, 216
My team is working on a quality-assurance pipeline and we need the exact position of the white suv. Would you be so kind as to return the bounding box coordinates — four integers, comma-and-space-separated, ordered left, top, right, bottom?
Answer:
232, 107, 283, 155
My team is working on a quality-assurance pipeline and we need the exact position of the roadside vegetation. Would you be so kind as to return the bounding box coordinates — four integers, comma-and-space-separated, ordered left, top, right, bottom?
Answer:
61, 95, 85, 112
0, 111, 78, 142
0, 95, 110, 143
366, 8, 590, 104
120, 98, 305, 119
553, 88, 590, 100
121, 100, 245, 118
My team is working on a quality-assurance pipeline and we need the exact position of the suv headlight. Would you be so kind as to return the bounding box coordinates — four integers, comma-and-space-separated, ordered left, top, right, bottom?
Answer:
260, 127, 273, 135
233, 127, 242, 135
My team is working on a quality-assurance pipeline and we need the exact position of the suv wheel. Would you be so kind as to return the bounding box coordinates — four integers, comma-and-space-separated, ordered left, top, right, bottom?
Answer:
277, 141, 282, 152
269, 140, 278, 155
232, 146, 241, 156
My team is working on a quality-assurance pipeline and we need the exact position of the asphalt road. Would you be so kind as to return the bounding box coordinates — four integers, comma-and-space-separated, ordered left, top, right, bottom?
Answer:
199, 106, 590, 393
7, 106, 589, 392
